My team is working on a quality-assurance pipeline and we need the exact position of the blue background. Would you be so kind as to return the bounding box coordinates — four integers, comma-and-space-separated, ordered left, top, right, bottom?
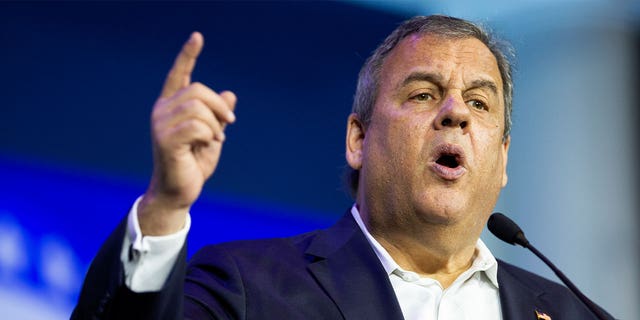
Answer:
1, 1, 638, 318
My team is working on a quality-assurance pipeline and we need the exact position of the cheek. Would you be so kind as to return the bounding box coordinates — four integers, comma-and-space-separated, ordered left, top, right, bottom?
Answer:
470, 130, 501, 168
388, 117, 425, 154
367, 118, 425, 173
391, 122, 432, 184
480, 141, 507, 182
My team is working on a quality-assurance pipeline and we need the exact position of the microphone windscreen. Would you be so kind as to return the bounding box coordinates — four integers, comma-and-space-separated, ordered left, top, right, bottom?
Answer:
487, 212, 528, 247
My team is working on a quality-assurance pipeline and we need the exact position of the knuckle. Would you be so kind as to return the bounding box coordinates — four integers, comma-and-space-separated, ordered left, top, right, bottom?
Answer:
182, 119, 200, 131
185, 120, 213, 139
182, 99, 198, 109
220, 90, 236, 103
152, 98, 169, 113
172, 120, 201, 139
190, 82, 206, 92
190, 82, 218, 97
173, 99, 199, 115
209, 120, 221, 129
185, 119, 210, 136
151, 108, 166, 123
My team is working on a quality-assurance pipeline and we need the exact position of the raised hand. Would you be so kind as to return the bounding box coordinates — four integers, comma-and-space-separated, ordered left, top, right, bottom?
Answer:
138, 32, 237, 236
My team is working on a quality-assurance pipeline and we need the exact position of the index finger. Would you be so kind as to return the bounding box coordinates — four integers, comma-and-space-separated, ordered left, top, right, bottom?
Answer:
160, 31, 204, 98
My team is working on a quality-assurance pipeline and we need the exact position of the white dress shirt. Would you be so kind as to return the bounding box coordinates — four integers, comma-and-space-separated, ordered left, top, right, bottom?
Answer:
121, 196, 190, 292
122, 200, 503, 319
350, 205, 503, 320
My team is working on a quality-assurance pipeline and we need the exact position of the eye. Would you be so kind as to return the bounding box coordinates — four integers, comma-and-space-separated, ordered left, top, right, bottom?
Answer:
468, 99, 488, 111
410, 93, 434, 102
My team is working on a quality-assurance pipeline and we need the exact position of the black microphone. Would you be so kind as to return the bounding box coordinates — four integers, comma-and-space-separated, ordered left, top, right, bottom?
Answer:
488, 213, 611, 320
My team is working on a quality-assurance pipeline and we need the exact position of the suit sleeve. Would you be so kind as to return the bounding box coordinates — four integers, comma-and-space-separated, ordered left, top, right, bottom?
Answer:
70, 216, 188, 320
182, 245, 248, 320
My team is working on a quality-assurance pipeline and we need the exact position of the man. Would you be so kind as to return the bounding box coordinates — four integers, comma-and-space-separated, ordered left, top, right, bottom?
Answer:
72, 15, 611, 319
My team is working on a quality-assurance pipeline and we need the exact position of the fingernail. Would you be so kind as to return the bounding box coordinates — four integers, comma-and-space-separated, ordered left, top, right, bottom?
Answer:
218, 131, 226, 141
227, 111, 236, 123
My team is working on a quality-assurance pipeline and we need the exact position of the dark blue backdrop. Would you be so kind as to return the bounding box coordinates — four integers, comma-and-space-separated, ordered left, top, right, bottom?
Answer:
0, 2, 407, 318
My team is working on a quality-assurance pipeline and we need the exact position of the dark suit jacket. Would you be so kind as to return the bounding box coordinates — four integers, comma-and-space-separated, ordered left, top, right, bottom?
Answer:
72, 212, 612, 320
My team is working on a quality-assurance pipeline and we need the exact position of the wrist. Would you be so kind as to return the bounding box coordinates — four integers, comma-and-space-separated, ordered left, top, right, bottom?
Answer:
138, 192, 190, 236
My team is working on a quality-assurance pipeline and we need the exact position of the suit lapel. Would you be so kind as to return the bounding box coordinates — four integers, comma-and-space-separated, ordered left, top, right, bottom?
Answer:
498, 260, 546, 320
305, 212, 404, 320
304, 213, 559, 320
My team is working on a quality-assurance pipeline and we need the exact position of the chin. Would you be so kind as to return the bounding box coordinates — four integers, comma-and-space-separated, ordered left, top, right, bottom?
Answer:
413, 191, 469, 225
414, 204, 468, 226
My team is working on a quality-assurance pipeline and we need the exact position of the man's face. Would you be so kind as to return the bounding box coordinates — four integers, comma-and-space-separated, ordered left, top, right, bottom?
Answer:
347, 34, 510, 231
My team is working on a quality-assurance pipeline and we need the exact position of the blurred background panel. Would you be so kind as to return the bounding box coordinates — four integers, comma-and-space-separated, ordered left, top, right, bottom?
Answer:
1, 1, 637, 318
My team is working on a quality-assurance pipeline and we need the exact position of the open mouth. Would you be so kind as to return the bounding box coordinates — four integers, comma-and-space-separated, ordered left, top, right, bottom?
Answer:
430, 144, 466, 180
436, 154, 460, 168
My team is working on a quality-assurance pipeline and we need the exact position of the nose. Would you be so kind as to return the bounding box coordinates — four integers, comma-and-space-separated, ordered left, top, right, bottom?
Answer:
434, 95, 470, 132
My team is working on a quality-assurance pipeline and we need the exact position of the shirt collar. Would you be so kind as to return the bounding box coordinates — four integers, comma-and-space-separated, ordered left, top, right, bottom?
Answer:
350, 204, 499, 288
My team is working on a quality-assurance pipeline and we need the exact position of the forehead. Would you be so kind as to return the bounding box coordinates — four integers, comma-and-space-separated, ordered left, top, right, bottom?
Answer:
380, 33, 503, 90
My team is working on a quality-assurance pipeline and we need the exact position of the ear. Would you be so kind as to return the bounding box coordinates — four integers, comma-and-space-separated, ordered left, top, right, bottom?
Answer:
501, 135, 510, 187
346, 113, 365, 170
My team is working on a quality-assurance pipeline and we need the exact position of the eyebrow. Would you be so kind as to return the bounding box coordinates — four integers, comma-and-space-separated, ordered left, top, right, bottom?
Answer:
399, 72, 444, 90
398, 71, 499, 95
468, 79, 499, 95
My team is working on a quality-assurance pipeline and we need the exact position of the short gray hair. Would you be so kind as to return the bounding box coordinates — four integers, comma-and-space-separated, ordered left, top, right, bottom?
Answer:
346, 15, 515, 197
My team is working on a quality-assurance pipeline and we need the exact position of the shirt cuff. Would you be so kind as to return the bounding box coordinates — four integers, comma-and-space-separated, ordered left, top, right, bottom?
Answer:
120, 196, 191, 292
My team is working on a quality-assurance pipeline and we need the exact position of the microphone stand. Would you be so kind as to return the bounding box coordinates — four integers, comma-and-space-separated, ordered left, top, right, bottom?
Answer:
488, 213, 612, 320
524, 242, 610, 320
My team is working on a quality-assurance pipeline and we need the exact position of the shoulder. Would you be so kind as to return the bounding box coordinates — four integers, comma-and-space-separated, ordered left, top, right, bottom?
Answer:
497, 260, 614, 319
188, 229, 322, 269
497, 259, 583, 304
188, 211, 359, 268
497, 259, 568, 294
183, 229, 327, 313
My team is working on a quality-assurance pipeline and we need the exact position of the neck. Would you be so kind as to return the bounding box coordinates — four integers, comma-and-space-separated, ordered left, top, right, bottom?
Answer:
376, 230, 477, 288
357, 203, 482, 288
